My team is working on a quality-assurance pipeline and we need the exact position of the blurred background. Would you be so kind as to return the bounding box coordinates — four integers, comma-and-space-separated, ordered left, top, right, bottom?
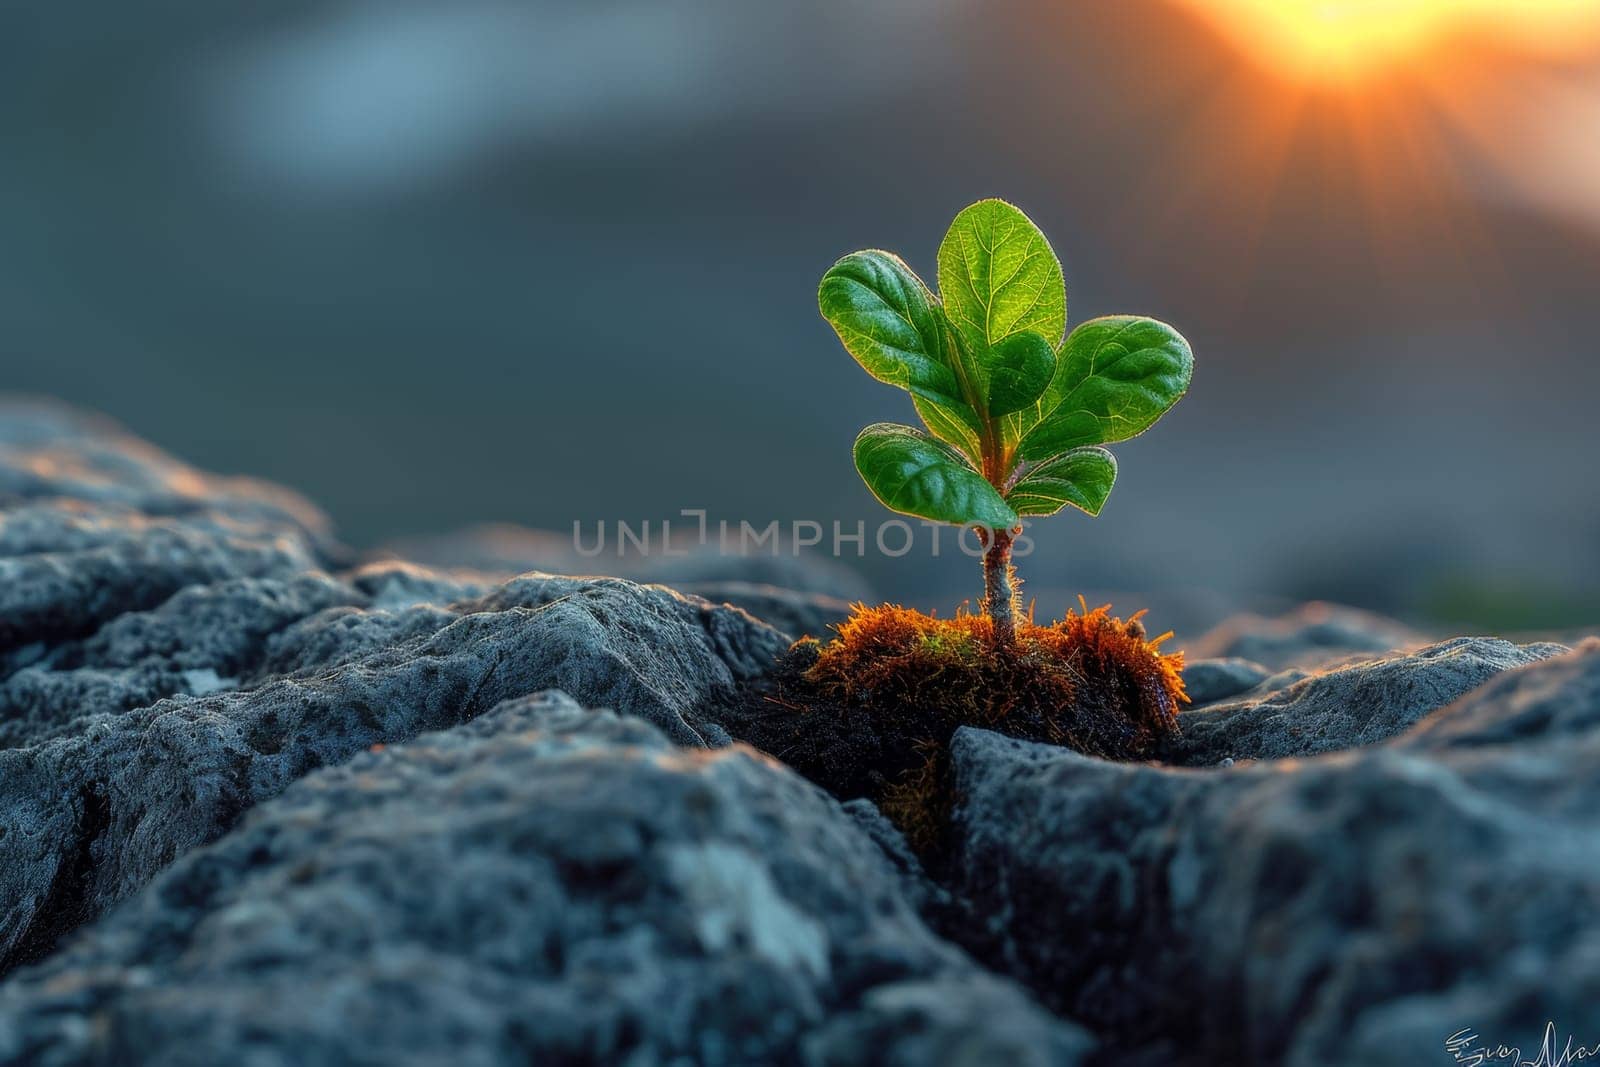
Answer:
3, 0, 1598, 631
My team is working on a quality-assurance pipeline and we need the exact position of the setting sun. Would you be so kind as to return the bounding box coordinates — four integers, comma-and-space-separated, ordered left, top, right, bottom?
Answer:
1170, 0, 1600, 84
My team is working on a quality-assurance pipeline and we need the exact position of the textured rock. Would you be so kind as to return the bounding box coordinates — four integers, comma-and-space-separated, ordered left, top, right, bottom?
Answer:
6, 398, 1595, 1065
0, 575, 363, 750
1179, 657, 1271, 705
0, 505, 323, 658
1401, 637, 1600, 752
0, 403, 338, 670
0, 405, 808, 973
947, 640, 1600, 1065
0, 574, 787, 972
0, 401, 345, 693
839, 799, 950, 919
346, 559, 494, 609
0, 694, 1089, 1067
1168, 637, 1567, 764
1185, 601, 1423, 670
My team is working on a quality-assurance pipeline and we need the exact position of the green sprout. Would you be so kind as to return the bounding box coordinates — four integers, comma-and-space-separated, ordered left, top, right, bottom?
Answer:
819, 199, 1193, 646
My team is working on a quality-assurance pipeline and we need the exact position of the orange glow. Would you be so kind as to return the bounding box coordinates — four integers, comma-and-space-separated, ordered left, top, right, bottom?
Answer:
1170, 0, 1600, 85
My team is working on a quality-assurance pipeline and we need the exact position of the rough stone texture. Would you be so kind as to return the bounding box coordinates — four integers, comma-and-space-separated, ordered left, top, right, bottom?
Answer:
0, 694, 1089, 1067
0, 575, 364, 750
839, 799, 950, 919
1184, 601, 1424, 670
947, 640, 1600, 1066
0, 504, 323, 659
6, 398, 1598, 1066
0, 406, 800, 975
1168, 637, 1567, 765
0, 573, 788, 972
1400, 637, 1600, 753
1179, 657, 1271, 705
0, 403, 342, 667
346, 559, 495, 609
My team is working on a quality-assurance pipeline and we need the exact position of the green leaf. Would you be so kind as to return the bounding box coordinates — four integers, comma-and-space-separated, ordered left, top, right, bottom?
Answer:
853, 423, 1018, 529
1018, 316, 1193, 461
912, 394, 985, 466
1006, 447, 1118, 517
984, 331, 1055, 418
937, 198, 1065, 363
818, 251, 973, 415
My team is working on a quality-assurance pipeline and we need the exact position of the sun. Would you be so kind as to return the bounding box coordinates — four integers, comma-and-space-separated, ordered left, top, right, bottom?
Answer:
1170, 0, 1600, 85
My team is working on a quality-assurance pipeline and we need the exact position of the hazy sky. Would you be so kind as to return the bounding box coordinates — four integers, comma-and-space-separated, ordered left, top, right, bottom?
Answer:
2, 0, 1597, 625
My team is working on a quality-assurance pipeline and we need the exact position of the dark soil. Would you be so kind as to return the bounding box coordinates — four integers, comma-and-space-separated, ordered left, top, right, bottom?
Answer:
735, 601, 1188, 854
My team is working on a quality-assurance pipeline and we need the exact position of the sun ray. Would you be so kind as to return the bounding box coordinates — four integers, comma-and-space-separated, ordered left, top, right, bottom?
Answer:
1111, 0, 1600, 324
1169, 0, 1600, 86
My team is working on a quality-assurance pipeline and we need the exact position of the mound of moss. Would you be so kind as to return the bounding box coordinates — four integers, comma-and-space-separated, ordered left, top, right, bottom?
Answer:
742, 601, 1187, 853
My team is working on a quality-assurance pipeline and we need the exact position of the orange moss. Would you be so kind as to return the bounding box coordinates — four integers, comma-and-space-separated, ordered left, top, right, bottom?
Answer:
742, 599, 1187, 854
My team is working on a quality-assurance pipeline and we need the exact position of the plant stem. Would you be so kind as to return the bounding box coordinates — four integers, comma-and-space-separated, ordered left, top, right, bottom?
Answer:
982, 527, 1019, 646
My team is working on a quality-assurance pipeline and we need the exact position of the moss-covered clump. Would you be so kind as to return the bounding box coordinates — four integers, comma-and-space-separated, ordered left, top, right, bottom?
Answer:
745, 601, 1186, 853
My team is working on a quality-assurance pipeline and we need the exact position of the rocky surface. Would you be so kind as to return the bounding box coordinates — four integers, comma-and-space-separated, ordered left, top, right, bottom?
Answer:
0, 571, 791, 973
1168, 636, 1568, 765
1184, 601, 1424, 670
947, 639, 1600, 1065
0, 408, 791, 975
1, 400, 1596, 1065
1178, 656, 1273, 705
0, 693, 1090, 1066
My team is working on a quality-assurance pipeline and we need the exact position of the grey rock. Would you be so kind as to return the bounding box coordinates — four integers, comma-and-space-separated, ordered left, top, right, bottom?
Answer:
1401, 636, 1600, 752
0, 663, 180, 750
0, 576, 368, 751
804, 976, 1094, 1067
0, 405, 795, 975
947, 640, 1600, 1065
840, 799, 949, 919
0, 574, 787, 972
12, 397, 1593, 1066
0, 694, 1088, 1067
0, 400, 1089, 1060
177, 668, 235, 695
1187, 601, 1423, 670
346, 559, 494, 609
65, 574, 360, 676
256, 600, 459, 678
0, 565, 376, 753
0, 405, 342, 667
0, 508, 323, 657
1180, 657, 1272, 705
1256, 665, 1312, 692
1168, 637, 1566, 765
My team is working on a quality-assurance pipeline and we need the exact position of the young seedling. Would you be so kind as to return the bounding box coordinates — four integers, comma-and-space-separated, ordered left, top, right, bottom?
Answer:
819, 199, 1193, 645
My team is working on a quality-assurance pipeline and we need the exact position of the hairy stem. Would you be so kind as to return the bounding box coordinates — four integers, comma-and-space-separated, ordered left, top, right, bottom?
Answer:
982, 527, 1019, 646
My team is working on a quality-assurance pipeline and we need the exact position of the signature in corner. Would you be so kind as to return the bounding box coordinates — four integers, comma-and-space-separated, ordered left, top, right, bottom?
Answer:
1447, 1023, 1600, 1067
